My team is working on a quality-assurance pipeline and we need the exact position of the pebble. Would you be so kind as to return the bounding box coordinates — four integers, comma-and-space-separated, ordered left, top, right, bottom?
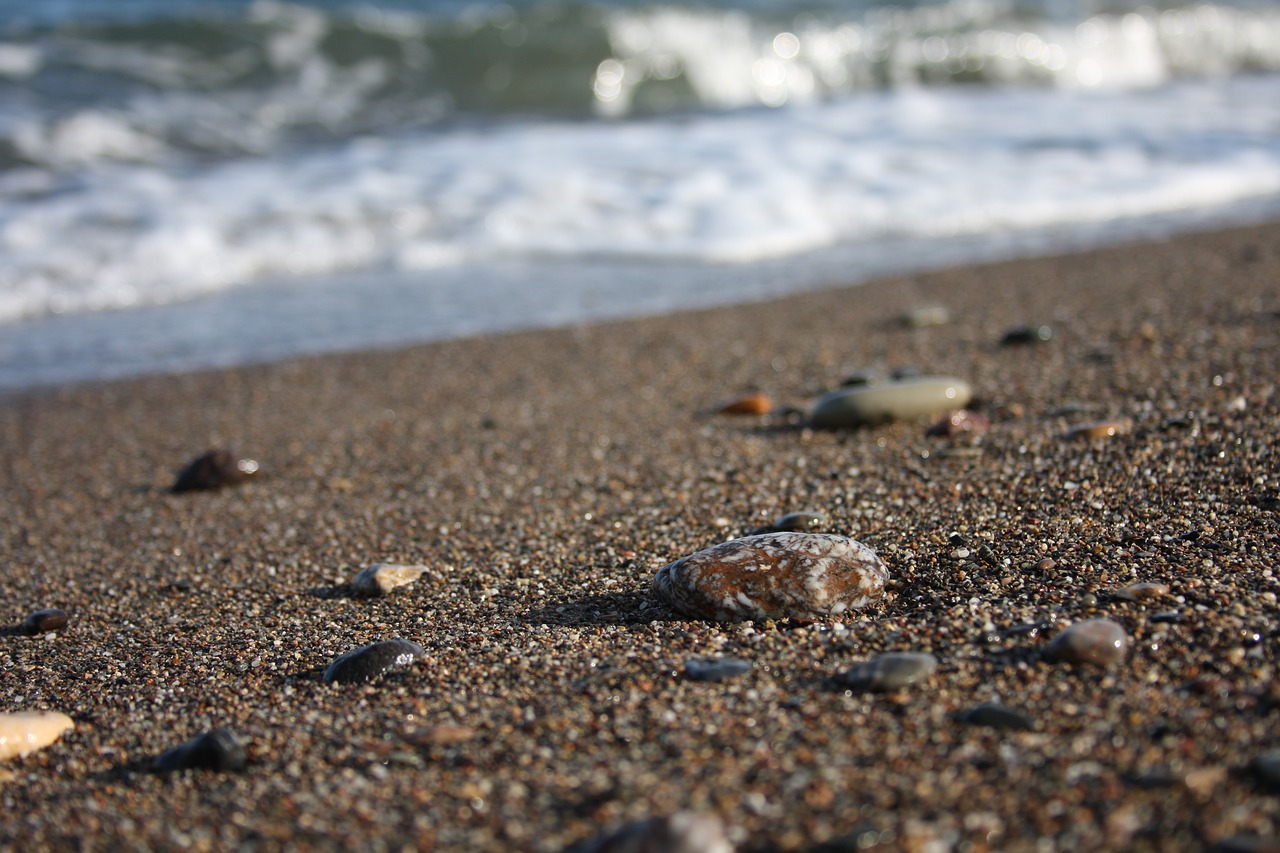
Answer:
651, 532, 888, 623
153, 728, 248, 772
349, 563, 428, 597
683, 657, 753, 682
925, 409, 989, 437
1115, 582, 1170, 601
773, 511, 826, 532
20, 608, 69, 635
955, 702, 1035, 731
171, 449, 260, 493
836, 652, 938, 692
323, 638, 427, 684
716, 393, 772, 416
810, 377, 973, 428
1252, 751, 1280, 789
574, 811, 734, 853
839, 368, 885, 388
1063, 419, 1133, 440
1000, 324, 1053, 345
900, 305, 951, 328
1045, 619, 1128, 666
0, 711, 74, 761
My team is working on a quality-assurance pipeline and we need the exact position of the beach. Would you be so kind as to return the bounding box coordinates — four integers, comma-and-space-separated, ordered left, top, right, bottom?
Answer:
2, 222, 1278, 850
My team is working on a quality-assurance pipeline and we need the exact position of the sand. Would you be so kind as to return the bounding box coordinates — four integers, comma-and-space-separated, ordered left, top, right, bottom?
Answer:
1, 222, 1278, 851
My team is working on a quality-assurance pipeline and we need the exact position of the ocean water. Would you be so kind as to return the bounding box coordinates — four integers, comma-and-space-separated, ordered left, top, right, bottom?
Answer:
2, 0, 1280, 390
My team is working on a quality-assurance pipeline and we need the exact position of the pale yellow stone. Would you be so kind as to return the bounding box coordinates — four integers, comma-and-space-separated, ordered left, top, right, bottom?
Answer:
0, 711, 74, 760
350, 563, 428, 596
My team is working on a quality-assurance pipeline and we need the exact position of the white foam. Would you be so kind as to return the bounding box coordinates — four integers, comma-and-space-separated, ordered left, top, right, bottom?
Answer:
1, 74, 1280, 323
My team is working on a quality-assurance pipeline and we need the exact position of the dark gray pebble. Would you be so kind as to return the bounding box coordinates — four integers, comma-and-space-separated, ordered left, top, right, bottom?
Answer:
1151, 610, 1184, 624
1000, 324, 1053, 345
1254, 750, 1280, 789
955, 702, 1035, 731
154, 728, 247, 772
1211, 837, 1280, 853
683, 657, 753, 682
773, 511, 825, 532
837, 651, 937, 692
171, 449, 260, 493
323, 638, 426, 685
21, 608, 69, 635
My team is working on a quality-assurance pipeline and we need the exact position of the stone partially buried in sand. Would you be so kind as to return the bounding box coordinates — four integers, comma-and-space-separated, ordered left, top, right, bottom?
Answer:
153, 728, 248, 772
323, 638, 426, 685
349, 563, 428, 596
1045, 618, 1128, 666
0, 711, 74, 761
652, 532, 888, 623
171, 449, 260, 493
811, 377, 972, 428
574, 811, 734, 853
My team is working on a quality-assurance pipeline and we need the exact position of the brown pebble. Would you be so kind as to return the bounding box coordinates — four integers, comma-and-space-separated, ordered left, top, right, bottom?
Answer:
21, 608, 69, 635
716, 393, 772, 416
402, 725, 477, 747
1115, 582, 1170, 601
171, 449, 260, 493
926, 409, 990, 437
1063, 419, 1132, 440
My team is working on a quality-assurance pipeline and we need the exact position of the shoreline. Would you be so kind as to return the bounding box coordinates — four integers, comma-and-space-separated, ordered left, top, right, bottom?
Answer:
2, 222, 1278, 850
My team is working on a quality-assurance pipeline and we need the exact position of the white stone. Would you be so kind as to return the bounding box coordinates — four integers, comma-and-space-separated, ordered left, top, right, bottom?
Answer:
0, 711, 74, 761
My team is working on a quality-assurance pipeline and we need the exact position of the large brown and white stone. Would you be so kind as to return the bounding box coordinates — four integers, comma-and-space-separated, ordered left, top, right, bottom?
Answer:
652, 532, 888, 622
0, 711, 74, 761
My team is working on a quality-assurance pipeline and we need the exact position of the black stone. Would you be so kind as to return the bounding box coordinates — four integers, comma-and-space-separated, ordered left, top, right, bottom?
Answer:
171, 449, 259, 493
956, 702, 1035, 731
154, 728, 248, 772
683, 657, 753, 682
1000, 324, 1053, 345
21, 608, 69, 635
323, 638, 426, 685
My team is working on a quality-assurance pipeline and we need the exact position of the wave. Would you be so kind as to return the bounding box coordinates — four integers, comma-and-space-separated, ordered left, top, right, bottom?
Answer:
1, 0, 1278, 168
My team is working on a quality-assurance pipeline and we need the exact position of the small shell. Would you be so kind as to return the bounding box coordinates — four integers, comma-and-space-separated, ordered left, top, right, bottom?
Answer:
349, 563, 427, 597
0, 711, 74, 761
652, 532, 888, 623
716, 393, 772, 416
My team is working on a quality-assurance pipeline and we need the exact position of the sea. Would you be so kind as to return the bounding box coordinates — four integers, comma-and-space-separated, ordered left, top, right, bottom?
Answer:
2, 0, 1279, 390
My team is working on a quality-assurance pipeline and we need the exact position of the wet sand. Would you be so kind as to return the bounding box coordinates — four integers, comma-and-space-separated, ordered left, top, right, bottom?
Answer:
2, 222, 1278, 851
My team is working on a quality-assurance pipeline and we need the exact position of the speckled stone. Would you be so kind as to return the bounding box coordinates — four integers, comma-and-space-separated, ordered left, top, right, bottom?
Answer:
349, 563, 427, 597
323, 638, 426, 685
0, 711, 74, 761
837, 652, 938, 692
20, 608, 69, 635
153, 728, 248, 772
811, 377, 973, 428
1045, 619, 1128, 666
573, 811, 734, 853
683, 657, 753, 682
651, 532, 888, 623
171, 449, 260, 493
956, 702, 1035, 731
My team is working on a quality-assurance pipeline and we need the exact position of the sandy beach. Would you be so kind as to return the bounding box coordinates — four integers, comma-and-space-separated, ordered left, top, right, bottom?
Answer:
2, 222, 1278, 851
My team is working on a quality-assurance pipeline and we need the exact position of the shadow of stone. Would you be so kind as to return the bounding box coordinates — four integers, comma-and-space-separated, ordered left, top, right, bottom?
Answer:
304, 584, 354, 600
520, 591, 666, 627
